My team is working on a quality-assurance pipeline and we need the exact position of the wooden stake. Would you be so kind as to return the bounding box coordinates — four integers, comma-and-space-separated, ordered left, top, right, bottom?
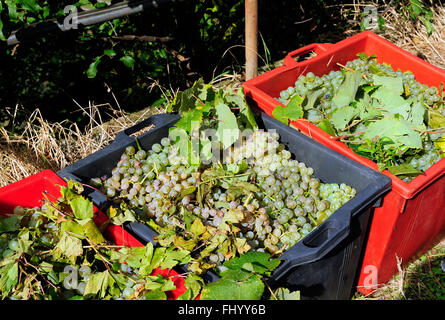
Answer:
245, 0, 258, 80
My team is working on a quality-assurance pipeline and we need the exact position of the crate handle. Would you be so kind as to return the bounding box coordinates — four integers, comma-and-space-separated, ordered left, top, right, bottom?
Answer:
283, 43, 335, 67
271, 216, 350, 281
113, 113, 180, 145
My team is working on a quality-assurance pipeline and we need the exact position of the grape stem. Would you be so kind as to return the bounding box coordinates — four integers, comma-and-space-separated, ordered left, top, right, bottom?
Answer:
331, 131, 365, 140
134, 137, 142, 151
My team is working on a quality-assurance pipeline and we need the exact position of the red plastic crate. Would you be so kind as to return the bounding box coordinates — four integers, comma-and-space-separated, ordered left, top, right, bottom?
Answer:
0, 170, 187, 300
243, 31, 445, 295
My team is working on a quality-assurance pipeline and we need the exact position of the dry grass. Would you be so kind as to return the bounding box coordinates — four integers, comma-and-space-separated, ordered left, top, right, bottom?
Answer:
376, 3, 445, 70
0, 102, 166, 188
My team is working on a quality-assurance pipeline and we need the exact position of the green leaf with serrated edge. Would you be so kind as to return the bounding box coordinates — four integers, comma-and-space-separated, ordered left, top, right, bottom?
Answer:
167, 79, 208, 113
356, 97, 382, 121
428, 109, 445, 129
67, 180, 84, 194
317, 118, 336, 136
222, 251, 281, 275
190, 218, 206, 237
54, 233, 83, 259
17, 231, 33, 254
169, 127, 199, 165
356, 52, 377, 61
84, 270, 114, 298
372, 87, 411, 119
373, 75, 404, 95
83, 220, 106, 244
69, 195, 94, 221
387, 163, 423, 176
0, 262, 18, 297
200, 270, 264, 300
173, 236, 197, 251
406, 101, 426, 131
331, 106, 359, 130
434, 136, 445, 156
159, 248, 191, 270
272, 95, 304, 124
145, 289, 167, 300
199, 234, 226, 258
110, 208, 136, 225
180, 186, 196, 198
215, 102, 240, 149
174, 108, 203, 134
332, 70, 362, 108
0, 215, 21, 232
271, 287, 301, 300
224, 87, 258, 129
363, 116, 422, 149
176, 273, 204, 300
200, 136, 212, 162
60, 220, 84, 237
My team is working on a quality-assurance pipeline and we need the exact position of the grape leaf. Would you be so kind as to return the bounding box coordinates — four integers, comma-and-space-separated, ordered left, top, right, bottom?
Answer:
356, 98, 382, 121
0, 262, 18, 297
428, 109, 445, 129
82, 220, 106, 245
167, 79, 210, 113
199, 136, 212, 162
176, 274, 204, 300
54, 233, 83, 260
215, 102, 240, 149
110, 208, 136, 226
173, 235, 197, 251
332, 70, 362, 108
145, 289, 167, 300
84, 270, 115, 298
159, 248, 191, 270
174, 108, 203, 134
200, 270, 264, 300
387, 163, 423, 176
272, 95, 304, 124
363, 116, 422, 149
69, 195, 94, 221
169, 127, 200, 165
434, 136, 445, 156
331, 106, 359, 130
224, 87, 258, 129
372, 87, 411, 119
406, 101, 426, 131
222, 251, 281, 275
317, 118, 336, 136
190, 218, 206, 237
0, 215, 22, 232
373, 75, 404, 95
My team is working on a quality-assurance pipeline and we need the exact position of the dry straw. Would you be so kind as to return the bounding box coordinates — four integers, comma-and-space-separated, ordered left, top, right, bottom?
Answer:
0, 101, 165, 187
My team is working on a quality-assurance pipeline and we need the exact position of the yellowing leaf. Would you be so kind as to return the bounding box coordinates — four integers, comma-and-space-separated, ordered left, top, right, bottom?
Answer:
190, 218, 206, 237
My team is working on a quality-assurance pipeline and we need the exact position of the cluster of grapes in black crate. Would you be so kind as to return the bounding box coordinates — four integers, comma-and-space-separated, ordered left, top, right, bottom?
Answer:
93, 129, 356, 268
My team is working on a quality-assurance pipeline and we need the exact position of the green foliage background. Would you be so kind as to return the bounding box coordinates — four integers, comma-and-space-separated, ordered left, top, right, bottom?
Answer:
0, 0, 437, 128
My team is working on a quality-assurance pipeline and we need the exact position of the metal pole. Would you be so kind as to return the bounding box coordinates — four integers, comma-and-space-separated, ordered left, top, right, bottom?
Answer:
6, 0, 183, 46
245, 0, 258, 81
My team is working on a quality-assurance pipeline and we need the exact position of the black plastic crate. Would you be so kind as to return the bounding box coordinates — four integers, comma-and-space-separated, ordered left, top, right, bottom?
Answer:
57, 112, 391, 300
